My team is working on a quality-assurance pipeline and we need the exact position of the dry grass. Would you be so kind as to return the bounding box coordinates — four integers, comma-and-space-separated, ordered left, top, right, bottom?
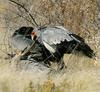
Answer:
0, 55, 100, 92
0, 0, 100, 92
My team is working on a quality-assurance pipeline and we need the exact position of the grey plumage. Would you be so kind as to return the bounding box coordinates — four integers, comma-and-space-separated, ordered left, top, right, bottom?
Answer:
11, 34, 33, 51
10, 26, 34, 51
37, 26, 81, 53
36, 26, 95, 58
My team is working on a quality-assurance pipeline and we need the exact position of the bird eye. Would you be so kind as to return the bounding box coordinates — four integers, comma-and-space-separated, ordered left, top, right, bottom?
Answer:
32, 32, 35, 35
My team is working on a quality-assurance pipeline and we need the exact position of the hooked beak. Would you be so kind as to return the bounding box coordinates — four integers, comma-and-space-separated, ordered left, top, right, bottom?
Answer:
31, 31, 37, 40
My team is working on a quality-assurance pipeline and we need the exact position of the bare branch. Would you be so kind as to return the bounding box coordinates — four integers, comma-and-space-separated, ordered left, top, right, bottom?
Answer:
9, 0, 39, 27
0, 7, 35, 26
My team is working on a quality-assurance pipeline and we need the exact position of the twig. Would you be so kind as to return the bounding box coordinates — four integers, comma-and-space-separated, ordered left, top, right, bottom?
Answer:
9, 0, 39, 27
22, 41, 36, 56
0, 48, 14, 58
0, 7, 34, 25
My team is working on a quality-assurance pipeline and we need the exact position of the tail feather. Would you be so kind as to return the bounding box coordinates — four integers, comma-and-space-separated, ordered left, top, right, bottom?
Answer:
56, 40, 95, 58
77, 42, 95, 58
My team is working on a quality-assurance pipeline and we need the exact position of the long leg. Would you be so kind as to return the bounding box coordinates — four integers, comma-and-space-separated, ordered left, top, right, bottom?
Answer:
57, 58, 66, 70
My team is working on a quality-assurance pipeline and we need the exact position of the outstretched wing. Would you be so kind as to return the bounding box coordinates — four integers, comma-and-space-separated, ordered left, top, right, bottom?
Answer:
10, 34, 33, 51
40, 26, 85, 53
40, 26, 74, 52
41, 26, 73, 45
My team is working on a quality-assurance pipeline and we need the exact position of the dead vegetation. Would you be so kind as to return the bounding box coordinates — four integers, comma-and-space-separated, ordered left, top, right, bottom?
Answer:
0, 0, 100, 92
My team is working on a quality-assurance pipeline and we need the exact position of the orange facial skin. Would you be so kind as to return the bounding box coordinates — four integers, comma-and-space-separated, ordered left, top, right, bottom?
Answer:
31, 31, 37, 40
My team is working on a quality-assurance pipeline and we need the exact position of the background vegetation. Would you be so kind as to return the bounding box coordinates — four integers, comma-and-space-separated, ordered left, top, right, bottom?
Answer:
0, 0, 100, 92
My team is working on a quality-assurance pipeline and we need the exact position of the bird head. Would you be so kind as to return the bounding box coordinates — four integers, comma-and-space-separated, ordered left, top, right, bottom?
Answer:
14, 26, 34, 36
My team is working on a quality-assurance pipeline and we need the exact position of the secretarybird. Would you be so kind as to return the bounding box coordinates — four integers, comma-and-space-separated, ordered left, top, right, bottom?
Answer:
31, 26, 95, 69
11, 26, 95, 70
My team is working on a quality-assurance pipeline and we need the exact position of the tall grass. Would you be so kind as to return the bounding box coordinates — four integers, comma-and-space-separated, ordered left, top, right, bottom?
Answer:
0, 55, 100, 92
